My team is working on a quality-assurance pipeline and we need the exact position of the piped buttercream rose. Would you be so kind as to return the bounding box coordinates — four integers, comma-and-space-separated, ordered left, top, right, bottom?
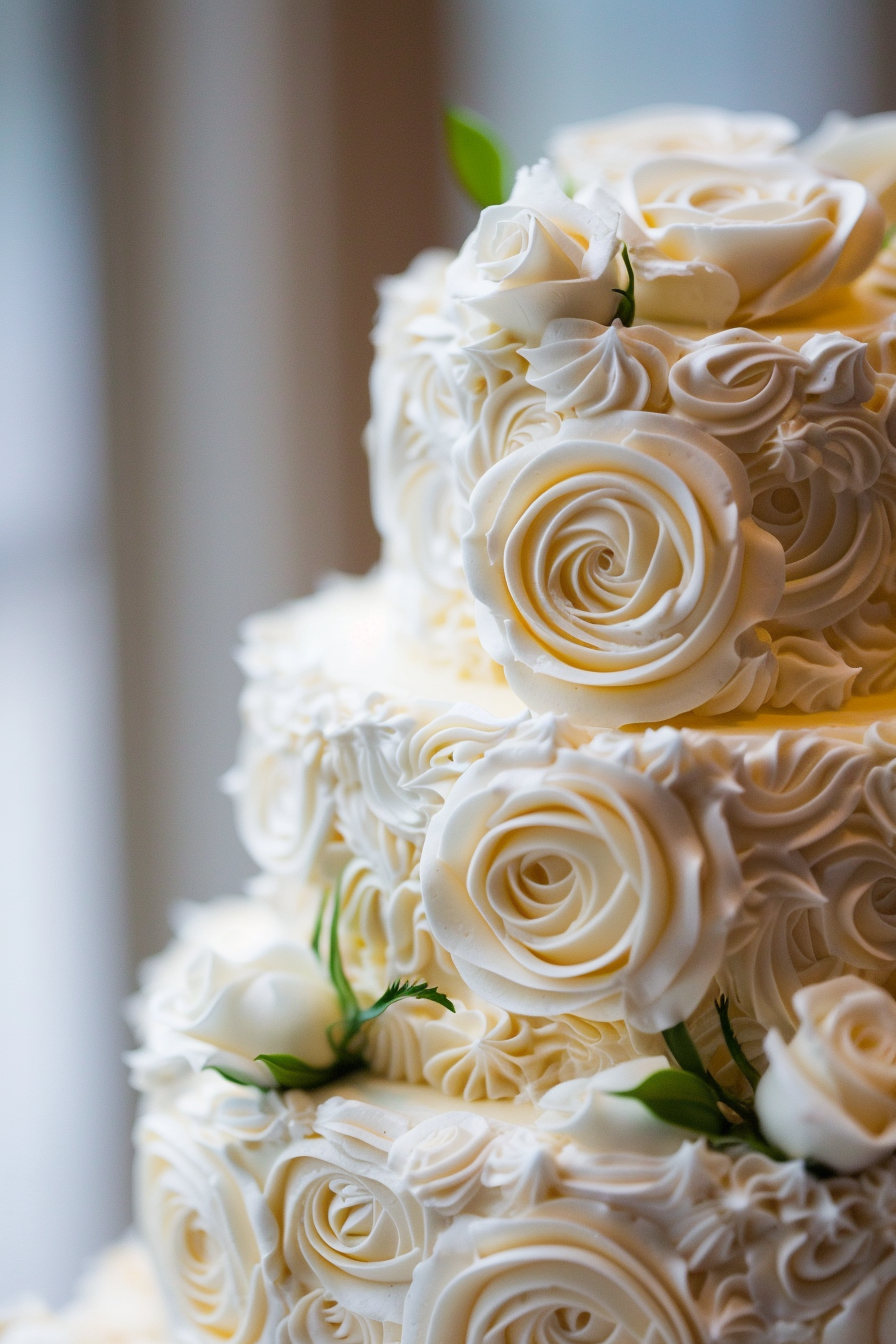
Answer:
613, 154, 884, 325
446, 161, 621, 342
419, 735, 741, 1032
402, 1200, 703, 1344
755, 977, 896, 1174
462, 411, 784, 726
135, 1100, 284, 1344
550, 104, 799, 192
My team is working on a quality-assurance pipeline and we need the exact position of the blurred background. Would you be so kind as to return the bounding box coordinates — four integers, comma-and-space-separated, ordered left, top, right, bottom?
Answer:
2, 0, 896, 1308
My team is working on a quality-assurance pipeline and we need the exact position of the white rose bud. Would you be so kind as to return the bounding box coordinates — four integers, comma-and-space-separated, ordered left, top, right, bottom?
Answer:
755, 976, 896, 1174
537, 1057, 687, 1156
446, 160, 621, 342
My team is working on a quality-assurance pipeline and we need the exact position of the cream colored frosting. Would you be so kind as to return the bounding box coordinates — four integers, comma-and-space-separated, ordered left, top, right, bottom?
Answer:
130, 1070, 896, 1344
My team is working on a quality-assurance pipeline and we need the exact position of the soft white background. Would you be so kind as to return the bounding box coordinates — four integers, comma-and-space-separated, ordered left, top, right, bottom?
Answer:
1, 0, 894, 1307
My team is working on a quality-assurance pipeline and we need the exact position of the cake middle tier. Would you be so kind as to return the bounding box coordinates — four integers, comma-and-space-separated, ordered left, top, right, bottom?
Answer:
220, 571, 896, 1103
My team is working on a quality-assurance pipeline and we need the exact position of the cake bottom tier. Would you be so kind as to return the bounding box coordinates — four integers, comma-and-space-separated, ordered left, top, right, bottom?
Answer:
131, 1070, 896, 1344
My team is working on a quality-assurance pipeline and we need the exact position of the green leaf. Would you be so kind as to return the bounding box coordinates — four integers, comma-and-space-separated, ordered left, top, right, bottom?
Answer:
255, 1053, 357, 1091
328, 881, 359, 1022
883, 222, 896, 251
355, 979, 456, 1029
311, 885, 329, 962
615, 1069, 728, 1136
662, 1021, 707, 1078
612, 242, 636, 327
444, 106, 514, 209
715, 996, 761, 1092
206, 1064, 273, 1092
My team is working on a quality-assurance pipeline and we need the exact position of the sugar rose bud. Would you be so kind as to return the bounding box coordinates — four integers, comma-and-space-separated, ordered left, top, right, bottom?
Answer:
538, 1058, 687, 1157
755, 976, 896, 1174
446, 160, 621, 342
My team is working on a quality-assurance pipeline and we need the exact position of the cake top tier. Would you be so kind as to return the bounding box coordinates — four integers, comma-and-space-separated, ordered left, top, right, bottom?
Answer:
365, 105, 896, 728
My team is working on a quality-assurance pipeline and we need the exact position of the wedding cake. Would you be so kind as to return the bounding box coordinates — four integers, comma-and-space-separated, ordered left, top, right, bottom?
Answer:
9, 103, 896, 1344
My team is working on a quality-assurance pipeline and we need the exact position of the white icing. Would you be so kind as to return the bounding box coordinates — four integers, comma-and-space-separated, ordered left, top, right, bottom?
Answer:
801, 331, 877, 406
266, 1134, 443, 1326
537, 1057, 687, 1156
721, 730, 868, 853
402, 1200, 703, 1344
463, 411, 784, 726
613, 154, 884, 324
668, 328, 809, 455
756, 977, 896, 1174
451, 374, 561, 500
420, 729, 742, 1033
521, 317, 678, 416
387, 1112, 497, 1216
135, 1088, 284, 1344
809, 817, 896, 977
550, 105, 799, 191
718, 848, 836, 1034
445, 161, 621, 342
769, 632, 859, 712
748, 455, 891, 628
802, 110, 896, 223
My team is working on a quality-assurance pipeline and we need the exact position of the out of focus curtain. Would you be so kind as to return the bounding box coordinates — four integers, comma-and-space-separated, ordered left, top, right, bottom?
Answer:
0, 0, 129, 1305
3, 0, 896, 1310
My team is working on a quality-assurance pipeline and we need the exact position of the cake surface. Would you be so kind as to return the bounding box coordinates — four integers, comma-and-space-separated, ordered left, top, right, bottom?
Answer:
119, 106, 896, 1343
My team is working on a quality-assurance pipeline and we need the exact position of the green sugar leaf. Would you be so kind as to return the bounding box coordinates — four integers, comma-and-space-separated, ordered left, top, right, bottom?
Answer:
255, 1053, 355, 1091
206, 1064, 273, 1092
328, 881, 359, 1022
615, 1069, 728, 1137
661, 1021, 707, 1079
356, 979, 456, 1029
612, 242, 636, 327
311, 885, 329, 962
444, 106, 514, 209
715, 995, 761, 1093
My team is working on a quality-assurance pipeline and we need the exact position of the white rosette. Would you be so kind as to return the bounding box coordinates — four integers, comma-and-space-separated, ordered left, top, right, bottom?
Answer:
420, 725, 742, 1033
129, 898, 338, 1091
521, 318, 679, 416
462, 411, 784, 725
387, 1112, 499, 1217
135, 1089, 285, 1344
822, 1246, 896, 1344
802, 110, 896, 223
808, 818, 896, 978
550, 104, 799, 191
402, 1199, 703, 1344
667, 328, 809, 455
721, 730, 869, 855
266, 1102, 445, 1327
717, 848, 837, 1035
446, 161, 621, 343
748, 449, 891, 629
613, 154, 884, 325
756, 977, 896, 1174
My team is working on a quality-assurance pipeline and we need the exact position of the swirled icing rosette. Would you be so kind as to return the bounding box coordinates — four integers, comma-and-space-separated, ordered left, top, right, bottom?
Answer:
402, 1200, 703, 1344
613, 154, 884, 325
419, 730, 741, 1032
462, 410, 784, 725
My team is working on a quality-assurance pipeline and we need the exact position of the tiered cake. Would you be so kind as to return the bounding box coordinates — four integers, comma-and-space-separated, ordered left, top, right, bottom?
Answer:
16, 104, 896, 1344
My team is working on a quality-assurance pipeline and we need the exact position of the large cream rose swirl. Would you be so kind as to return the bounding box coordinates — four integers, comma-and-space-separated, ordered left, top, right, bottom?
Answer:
268, 1141, 443, 1326
135, 1105, 284, 1344
615, 154, 884, 325
550, 104, 799, 192
748, 454, 891, 629
667, 329, 810, 454
463, 411, 784, 726
402, 1200, 703, 1344
420, 738, 740, 1032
